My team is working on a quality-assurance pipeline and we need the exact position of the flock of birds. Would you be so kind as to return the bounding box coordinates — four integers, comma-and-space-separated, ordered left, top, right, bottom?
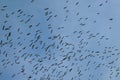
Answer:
1, 0, 120, 80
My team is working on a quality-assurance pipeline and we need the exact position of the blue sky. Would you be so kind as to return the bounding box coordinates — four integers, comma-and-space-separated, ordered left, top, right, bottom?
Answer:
1, 0, 120, 80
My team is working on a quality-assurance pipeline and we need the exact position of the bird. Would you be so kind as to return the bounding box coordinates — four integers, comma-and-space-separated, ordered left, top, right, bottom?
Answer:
0, 0, 120, 80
